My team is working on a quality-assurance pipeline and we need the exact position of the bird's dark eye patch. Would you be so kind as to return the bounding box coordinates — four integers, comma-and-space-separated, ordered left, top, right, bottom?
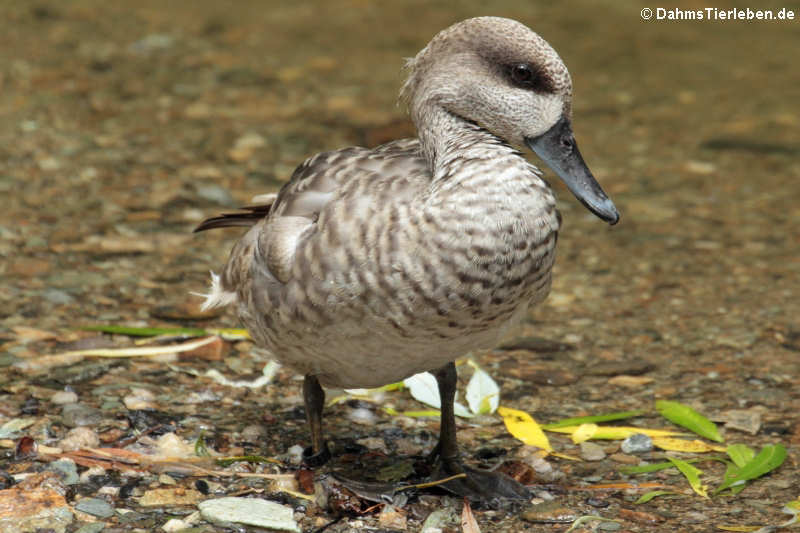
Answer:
506, 62, 554, 93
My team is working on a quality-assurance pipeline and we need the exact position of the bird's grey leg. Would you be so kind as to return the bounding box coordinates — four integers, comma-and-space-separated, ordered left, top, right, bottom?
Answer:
302, 374, 331, 467
431, 362, 531, 502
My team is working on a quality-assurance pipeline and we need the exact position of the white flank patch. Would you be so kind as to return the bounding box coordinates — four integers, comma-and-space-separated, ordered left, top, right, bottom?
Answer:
194, 271, 237, 310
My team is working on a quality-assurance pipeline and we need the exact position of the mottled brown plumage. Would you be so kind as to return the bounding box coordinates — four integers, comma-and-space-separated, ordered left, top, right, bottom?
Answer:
196, 17, 618, 500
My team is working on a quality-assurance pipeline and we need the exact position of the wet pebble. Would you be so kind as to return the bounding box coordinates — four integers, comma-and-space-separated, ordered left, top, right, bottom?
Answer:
597, 521, 622, 531
46, 459, 79, 485
286, 444, 305, 464
378, 504, 407, 529
62, 403, 102, 427
60, 426, 101, 451
0, 472, 73, 533
720, 409, 762, 435
51, 390, 79, 405
75, 523, 106, 533
349, 407, 377, 425
198, 497, 300, 532
240, 424, 266, 442
138, 487, 203, 507
74, 497, 114, 518
521, 501, 578, 524
195, 183, 236, 206
123, 387, 158, 410
42, 289, 75, 304
608, 452, 639, 465
580, 441, 607, 461
621, 433, 653, 454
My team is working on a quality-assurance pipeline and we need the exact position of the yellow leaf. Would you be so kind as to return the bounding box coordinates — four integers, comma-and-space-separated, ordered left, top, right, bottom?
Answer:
571, 423, 598, 443
546, 425, 686, 440
716, 526, 763, 532
497, 406, 552, 451
653, 438, 727, 453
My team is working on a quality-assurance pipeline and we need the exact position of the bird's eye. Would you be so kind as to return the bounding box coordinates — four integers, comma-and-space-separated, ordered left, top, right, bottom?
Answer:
510, 63, 535, 86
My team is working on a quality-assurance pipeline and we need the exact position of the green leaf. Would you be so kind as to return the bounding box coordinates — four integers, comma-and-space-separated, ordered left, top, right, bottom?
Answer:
721, 463, 748, 496
195, 432, 210, 457
667, 456, 709, 498
541, 410, 646, 429
656, 400, 723, 442
82, 324, 209, 337
726, 444, 755, 468
621, 458, 702, 474
635, 490, 683, 504
714, 444, 787, 494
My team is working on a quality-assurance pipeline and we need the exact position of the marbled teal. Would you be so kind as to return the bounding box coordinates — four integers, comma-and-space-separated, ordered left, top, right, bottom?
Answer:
196, 16, 618, 500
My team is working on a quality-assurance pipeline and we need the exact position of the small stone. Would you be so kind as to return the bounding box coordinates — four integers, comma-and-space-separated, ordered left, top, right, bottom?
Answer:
720, 409, 762, 435
51, 390, 79, 405
286, 444, 304, 464
162, 517, 190, 532
684, 160, 716, 175
378, 505, 407, 529
621, 433, 653, 454
607, 375, 654, 388
199, 497, 301, 532
179, 335, 228, 361
349, 407, 377, 425
62, 403, 102, 427
158, 474, 177, 485
123, 387, 158, 410
42, 289, 75, 304
155, 433, 196, 458
195, 184, 236, 206
75, 523, 107, 533
138, 488, 203, 507
597, 521, 622, 531
0, 472, 73, 533
75, 523, 106, 533
608, 452, 640, 465
60, 427, 100, 451
46, 459, 79, 485
521, 501, 578, 524
74, 497, 114, 518
240, 424, 266, 442
579, 441, 607, 461
228, 132, 266, 162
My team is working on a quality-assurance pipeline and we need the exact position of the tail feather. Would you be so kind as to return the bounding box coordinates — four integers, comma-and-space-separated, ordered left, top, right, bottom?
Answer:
193, 203, 273, 233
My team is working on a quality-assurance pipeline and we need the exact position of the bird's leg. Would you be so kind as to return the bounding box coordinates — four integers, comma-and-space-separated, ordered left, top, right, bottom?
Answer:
302, 374, 331, 467
430, 362, 530, 502
431, 362, 460, 465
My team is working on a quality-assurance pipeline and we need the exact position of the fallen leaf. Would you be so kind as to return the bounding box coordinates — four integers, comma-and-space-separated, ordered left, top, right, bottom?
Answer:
497, 406, 552, 451
652, 437, 727, 453
546, 425, 685, 440
656, 400, 723, 443
634, 490, 684, 504
541, 410, 645, 429
461, 499, 481, 533
666, 456, 709, 498
714, 444, 786, 494
465, 361, 499, 415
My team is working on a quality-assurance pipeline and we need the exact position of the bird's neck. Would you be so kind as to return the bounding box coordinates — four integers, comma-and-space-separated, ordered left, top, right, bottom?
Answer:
414, 104, 547, 199
415, 104, 513, 180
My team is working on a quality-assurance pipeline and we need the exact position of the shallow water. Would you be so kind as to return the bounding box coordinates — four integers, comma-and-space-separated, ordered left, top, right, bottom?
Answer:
1, 1, 798, 532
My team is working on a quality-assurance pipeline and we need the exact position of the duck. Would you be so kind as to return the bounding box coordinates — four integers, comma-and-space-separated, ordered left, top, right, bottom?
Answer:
195, 16, 618, 501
